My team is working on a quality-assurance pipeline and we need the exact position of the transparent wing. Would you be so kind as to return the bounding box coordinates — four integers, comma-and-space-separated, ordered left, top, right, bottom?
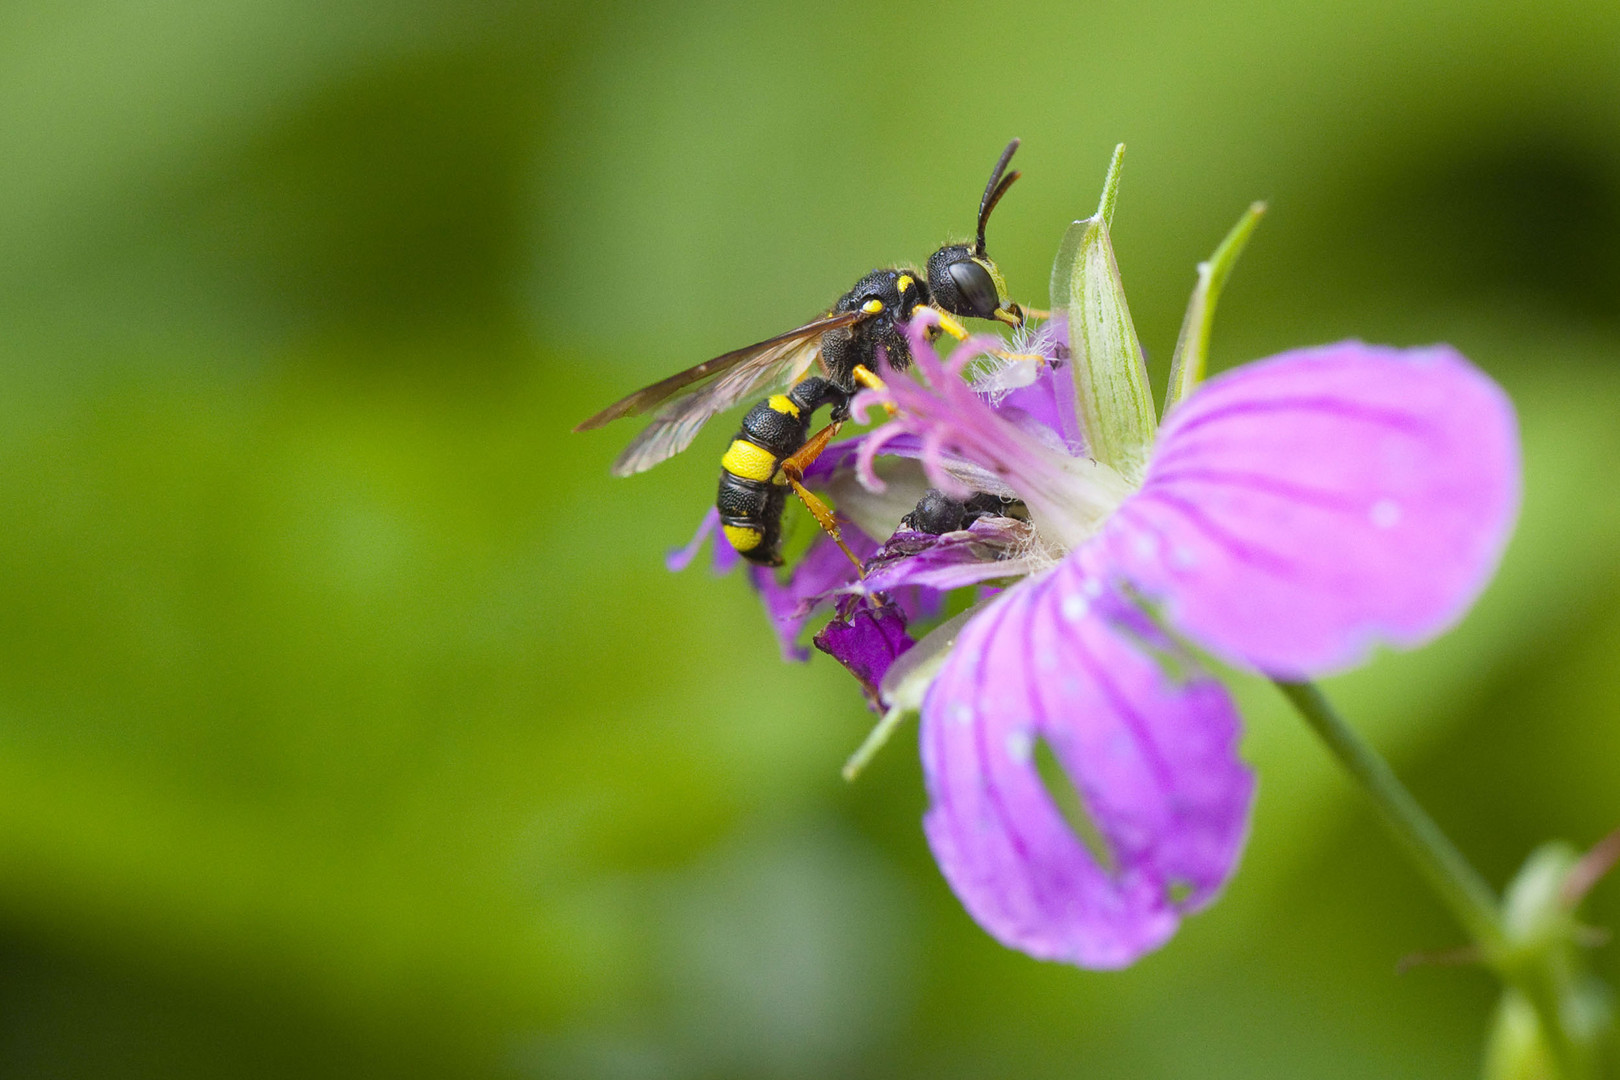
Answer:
574, 311, 868, 432
572, 309, 872, 477
607, 333, 825, 477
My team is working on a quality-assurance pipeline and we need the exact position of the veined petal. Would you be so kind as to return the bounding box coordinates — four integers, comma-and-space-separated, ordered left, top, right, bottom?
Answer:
1104, 342, 1520, 677
920, 562, 1253, 968
993, 360, 1083, 455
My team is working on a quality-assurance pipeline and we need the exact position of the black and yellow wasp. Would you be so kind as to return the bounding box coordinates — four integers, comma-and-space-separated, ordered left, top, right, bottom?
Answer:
575, 139, 1033, 567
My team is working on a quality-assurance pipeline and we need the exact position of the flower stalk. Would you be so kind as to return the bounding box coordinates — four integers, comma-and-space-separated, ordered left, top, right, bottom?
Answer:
1275, 680, 1602, 1080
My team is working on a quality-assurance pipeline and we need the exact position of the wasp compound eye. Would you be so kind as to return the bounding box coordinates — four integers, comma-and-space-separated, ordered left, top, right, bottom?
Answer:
947, 260, 1002, 320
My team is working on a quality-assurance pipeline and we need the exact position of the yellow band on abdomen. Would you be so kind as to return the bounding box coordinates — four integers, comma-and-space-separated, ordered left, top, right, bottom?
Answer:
722, 524, 764, 552
720, 439, 778, 482
766, 394, 799, 417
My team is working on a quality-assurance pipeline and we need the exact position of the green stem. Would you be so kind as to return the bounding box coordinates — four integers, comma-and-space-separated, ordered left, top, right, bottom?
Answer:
1273, 680, 1592, 1079
1273, 680, 1504, 951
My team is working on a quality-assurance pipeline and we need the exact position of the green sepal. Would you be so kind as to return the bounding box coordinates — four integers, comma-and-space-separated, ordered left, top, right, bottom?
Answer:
1163, 202, 1266, 414
1485, 842, 1614, 1080
844, 609, 974, 782
1049, 144, 1156, 485
1484, 989, 1557, 1080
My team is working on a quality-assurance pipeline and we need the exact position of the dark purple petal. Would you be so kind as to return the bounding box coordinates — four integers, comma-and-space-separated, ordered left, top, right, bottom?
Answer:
1103, 342, 1520, 677
814, 595, 915, 709
666, 507, 741, 576
920, 561, 1253, 968
857, 517, 1042, 594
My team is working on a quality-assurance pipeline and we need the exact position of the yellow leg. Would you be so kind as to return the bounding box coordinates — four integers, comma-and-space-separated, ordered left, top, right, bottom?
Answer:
988, 349, 1051, 366
931, 308, 969, 341
1020, 306, 1051, 321
781, 420, 843, 475
851, 364, 886, 391
779, 423, 865, 576
851, 365, 897, 417
785, 475, 865, 576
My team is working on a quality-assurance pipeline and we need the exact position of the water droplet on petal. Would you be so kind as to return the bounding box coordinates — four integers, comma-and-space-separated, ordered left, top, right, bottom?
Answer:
1370, 498, 1401, 529
951, 703, 974, 726
1004, 728, 1034, 763
1061, 593, 1090, 622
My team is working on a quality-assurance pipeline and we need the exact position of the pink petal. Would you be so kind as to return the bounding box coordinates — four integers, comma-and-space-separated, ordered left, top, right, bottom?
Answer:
1105, 342, 1520, 678
988, 317, 1084, 452
920, 562, 1253, 968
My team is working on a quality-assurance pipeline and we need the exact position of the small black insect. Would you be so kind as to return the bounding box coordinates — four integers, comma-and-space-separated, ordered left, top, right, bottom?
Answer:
901, 489, 1028, 536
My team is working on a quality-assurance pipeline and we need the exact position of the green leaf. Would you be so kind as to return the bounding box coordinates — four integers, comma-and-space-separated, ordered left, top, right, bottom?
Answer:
1049, 144, 1156, 484
1163, 202, 1266, 414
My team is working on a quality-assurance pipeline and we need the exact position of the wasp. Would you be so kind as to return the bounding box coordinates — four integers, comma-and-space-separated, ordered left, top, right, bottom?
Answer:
576, 139, 1035, 567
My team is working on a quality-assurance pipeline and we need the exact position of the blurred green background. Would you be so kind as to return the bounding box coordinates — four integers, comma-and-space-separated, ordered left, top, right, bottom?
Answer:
1, 0, 1618, 1076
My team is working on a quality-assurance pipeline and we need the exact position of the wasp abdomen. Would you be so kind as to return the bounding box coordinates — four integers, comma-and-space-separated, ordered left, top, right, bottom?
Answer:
716, 378, 847, 565
717, 474, 787, 562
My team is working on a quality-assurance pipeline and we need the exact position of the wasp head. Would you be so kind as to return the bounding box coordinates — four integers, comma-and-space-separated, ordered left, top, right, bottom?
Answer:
925, 139, 1025, 328
926, 244, 1022, 328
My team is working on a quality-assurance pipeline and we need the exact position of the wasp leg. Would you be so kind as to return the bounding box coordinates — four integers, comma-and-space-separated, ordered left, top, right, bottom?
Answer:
987, 349, 1051, 366
851, 365, 885, 391
930, 308, 970, 341
785, 474, 865, 576
779, 423, 865, 576
850, 364, 898, 418
1020, 306, 1051, 321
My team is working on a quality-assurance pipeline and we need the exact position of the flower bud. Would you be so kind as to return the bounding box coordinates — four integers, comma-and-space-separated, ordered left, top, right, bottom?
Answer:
1049, 145, 1156, 485
1484, 842, 1614, 1080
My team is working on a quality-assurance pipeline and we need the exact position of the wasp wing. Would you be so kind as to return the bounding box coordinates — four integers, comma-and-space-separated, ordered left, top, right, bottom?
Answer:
573, 310, 870, 476
607, 333, 826, 477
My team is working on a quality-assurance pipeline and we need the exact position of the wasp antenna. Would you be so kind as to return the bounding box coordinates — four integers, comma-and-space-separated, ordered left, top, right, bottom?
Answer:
980, 170, 1021, 247
976, 138, 1021, 255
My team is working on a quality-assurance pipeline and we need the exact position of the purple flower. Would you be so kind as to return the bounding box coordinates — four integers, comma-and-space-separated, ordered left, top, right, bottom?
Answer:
836, 315, 1520, 966
664, 164, 1520, 969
